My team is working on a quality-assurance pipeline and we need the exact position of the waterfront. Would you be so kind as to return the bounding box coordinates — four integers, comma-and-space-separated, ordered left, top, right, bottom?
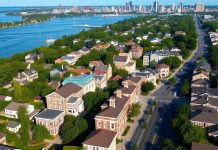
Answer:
0, 9, 136, 57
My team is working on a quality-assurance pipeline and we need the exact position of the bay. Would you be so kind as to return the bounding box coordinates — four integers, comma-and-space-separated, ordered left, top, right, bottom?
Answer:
0, 9, 137, 58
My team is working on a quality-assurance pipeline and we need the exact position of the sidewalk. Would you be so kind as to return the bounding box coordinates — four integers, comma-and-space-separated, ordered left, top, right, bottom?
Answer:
117, 38, 199, 150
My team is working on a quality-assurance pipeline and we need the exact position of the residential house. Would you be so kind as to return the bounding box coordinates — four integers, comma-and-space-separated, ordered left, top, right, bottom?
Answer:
48, 80, 61, 90
150, 37, 162, 44
83, 130, 116, 150
94, 64, 112, 81
85, 39, 94, 48
73, 38, 81, 44
157, 64, 170, 78
191, 143, 218, 150
67, 97, 84, 116
49, 65, 68, 78
13, 68, 38, 85
115, 44, 125, 52
113, 53, 136, 74
192, 71, 210, 81
6, 121, 21, 133
4, 102, 36, 119
93, 75, 107, 89
133, 68, 159, 85
121, 76, 144, 103
95, 92, 131, 136
62, 74, 96, 94
0, 132, 6, 145
79, 47, 90, 55
143, 49, 182, 66
46, 83, 84, 115
0, 145, 19, 150
34, 109, 65, 135
2, 82, 12, 89
175, 31, 186, 36
0, 95, 12, 101
129, 44, 143, 59
25, 53, 43, 64
89, 61, 104, 68
91, 43, 110, 51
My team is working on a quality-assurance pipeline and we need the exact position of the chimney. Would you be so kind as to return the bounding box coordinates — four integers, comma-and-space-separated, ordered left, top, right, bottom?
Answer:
116, 90, 122, 99
123, 81, 129, 88
18, 73, 21, 78
109, 98, 116, 108
70, 74, 73, 77
62, 65, 64, 70
101, 102, 109, 110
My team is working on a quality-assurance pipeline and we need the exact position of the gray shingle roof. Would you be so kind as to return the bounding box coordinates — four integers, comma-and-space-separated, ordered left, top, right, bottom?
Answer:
35, 109, 64, 119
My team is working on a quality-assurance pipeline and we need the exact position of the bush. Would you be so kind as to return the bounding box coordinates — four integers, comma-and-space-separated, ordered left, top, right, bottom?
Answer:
122, 126, 130, 136
141, 82, 155, 95
168, 77, 177, 85
143, 123, 148, 130
33, 125, 51, 142
129, 103, 141, 118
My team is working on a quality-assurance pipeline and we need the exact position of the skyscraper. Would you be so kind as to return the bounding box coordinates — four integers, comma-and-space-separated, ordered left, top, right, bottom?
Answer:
180, 2, 183, 13
153, 0, 159, 13
129, 1, 133, 10
195, 3, 205, 12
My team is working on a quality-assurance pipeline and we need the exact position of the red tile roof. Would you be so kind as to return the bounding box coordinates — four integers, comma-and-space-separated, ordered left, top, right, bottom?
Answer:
71, 68, 91, 74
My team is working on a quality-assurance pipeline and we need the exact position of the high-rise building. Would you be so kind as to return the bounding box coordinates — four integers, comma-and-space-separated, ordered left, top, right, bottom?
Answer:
129, 1, 133, 10
180, 2, 183, 12
171, 4, 176, 12
153, 0, 159, 13
195, 2, 205, 12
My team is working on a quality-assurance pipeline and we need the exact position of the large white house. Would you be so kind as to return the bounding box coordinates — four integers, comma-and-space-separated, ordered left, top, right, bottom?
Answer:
67, 97, 84, 116
4, 102, 36, 119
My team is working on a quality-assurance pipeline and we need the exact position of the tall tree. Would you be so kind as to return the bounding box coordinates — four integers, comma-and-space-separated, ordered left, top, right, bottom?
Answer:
18, 106, 30, 148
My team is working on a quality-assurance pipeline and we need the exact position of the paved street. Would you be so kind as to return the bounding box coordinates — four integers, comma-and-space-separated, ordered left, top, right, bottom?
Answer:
130, 15, 209, 150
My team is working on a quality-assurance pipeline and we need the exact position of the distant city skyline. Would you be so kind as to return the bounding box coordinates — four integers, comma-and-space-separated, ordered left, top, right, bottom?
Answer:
0, 0, 217, 7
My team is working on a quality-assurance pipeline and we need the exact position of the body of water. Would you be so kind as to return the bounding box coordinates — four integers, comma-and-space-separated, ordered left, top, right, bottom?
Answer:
0, 8, 137, 58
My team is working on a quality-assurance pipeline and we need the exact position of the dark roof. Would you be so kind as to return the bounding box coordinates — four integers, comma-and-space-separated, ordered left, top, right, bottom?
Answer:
7, 121, 20, 129
157, 63, 169, 69
192, 79, 209, 86
191, 143, 218, 150
97, 95, 129, 118
208, 124, 218, 136
208, 97, 218, 106
191, 96, 208, 105
113, 56, 127, 62
0, 144, 18, 150
208, 88, 218, 97
56, 83, 82, 98
5, 102, 28, 111
83, 130, 116, 148
128, 76, 142, 84
35, 109, 64, 119
119, 85, 137, 94
190, 111, 218, 124
23, 68, 37, 76
191, 87, 207, 95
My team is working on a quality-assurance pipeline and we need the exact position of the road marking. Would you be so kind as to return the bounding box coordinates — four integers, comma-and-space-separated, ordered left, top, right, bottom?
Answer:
152, 134, 157, 144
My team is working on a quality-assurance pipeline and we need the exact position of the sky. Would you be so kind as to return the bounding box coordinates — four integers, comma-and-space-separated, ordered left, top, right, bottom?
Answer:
0, 0, 217, 7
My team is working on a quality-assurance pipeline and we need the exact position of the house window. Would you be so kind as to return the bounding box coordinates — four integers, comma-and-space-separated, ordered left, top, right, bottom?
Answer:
104, 122, 108, 129
97, 121, 101, 128
111, 123, 115, 130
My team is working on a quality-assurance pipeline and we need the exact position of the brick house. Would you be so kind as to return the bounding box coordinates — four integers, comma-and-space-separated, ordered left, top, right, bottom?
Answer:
34, 109, 64, 135
95, 92, 130, 136
83, 130, 116, 150
113, 53, 136, 74
46, 83, 84, 115
129, 44, 143, 59
94, 64, 112, 81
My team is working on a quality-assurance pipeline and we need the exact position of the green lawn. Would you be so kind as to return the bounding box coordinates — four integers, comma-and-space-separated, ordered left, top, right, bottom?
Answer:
63, 146, 81, 150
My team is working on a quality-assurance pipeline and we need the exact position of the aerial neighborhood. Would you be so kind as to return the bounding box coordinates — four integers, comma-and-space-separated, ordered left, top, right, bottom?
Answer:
1, 10, 217, 150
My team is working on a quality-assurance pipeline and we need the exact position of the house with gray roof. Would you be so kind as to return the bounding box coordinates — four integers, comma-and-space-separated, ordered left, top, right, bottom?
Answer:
13, 68, 38, 85
6, 121, 21, 133
35, 109, 64, 135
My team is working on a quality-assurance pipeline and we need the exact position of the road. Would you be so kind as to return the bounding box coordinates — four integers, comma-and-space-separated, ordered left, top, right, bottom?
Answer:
130, 15, 209, 150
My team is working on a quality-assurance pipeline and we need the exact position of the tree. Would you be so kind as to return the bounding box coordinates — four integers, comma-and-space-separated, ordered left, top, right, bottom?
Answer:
129, 103, 141, 118
162, 56, 182, 70
116, 69, 128, 78
183, 125, 206, 144
141, 82, 155, 95
162, 38, 174, 48
162, 139, 175, 150
13, 80, 23, 99
33, 125, 51, 142
60, 115, 88, 144
107, 80, 119, 94
181, 79, 190, 96
168, 77, 177, 86
18, 106, 30, 148
136, 58, 143, 69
